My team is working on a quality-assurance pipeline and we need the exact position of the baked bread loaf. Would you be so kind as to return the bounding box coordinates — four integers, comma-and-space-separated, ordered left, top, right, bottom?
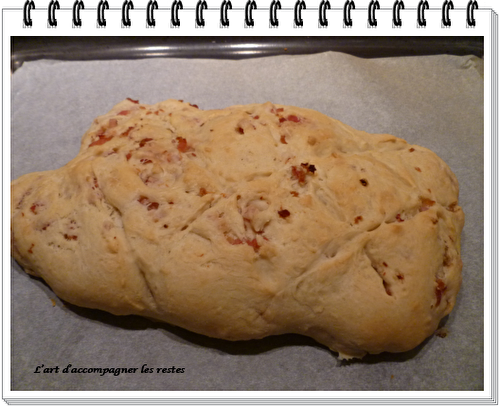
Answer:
11, 99, 464, 359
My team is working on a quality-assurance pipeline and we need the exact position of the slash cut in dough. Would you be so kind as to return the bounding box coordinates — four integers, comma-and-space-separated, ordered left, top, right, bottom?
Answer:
11, 99, 464, 359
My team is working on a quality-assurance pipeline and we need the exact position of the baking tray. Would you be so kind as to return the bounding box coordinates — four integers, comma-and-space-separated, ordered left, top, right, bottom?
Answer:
11, 36, 484, 72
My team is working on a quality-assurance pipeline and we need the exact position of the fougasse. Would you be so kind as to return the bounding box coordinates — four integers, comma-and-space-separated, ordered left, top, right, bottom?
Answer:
11, 99, 464, 359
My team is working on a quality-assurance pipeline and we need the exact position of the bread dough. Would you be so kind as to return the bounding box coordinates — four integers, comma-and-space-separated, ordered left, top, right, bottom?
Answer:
11, 99, 464, 359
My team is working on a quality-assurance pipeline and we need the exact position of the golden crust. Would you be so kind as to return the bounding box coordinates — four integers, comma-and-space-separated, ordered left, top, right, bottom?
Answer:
11, 99, 464, 358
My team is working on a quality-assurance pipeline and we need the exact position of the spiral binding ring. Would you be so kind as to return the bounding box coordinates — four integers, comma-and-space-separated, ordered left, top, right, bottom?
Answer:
318, 0, 330, 27
73, 0, 84, 26
48, 0, 59, 26
23, 0, 35, 27
171, 0, 182, 26
245, 0, 257, 27
195, 0, 206, 26
97, 0, 109, 26
417, 0, 429, 26
294, 0, 306, 26
20, 0, 482, 30
343, 0, 355, 27
147, 0, 158, 26
122, 0, 133, 26
269, 0, 280, 27
393, 0, 404, 26
442, 0, 453, 26
467, 0, 478, 26
220, 0, 231, 26
368, 0, 379, 26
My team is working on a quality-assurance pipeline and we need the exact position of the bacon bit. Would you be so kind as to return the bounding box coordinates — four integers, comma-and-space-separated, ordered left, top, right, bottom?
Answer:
226, 236, 260, 252
290, 191, 299, 197
292, 166, 307, 185
108, 118, 118, 128
146, 111, 152, 115
287, 115, 300, 123
140, 106, 146, 110
435, 279, 447, 306
383, 262, 388, 267
127, 97, 139, 104
176, 137, 191, 153
354, 215, 363, 224
189, 103, 199, 109
278, 209, 291, 218
360, 179, 368, 186
30, 203, 39, 214
305, 163, 316, 173
126, 152, 132, 161
436, 327, 449, 338
279, 117, 286, 123
246, 238, 260, 252
447, 202, 458, 212
227, 236, 244, 245
253, 115, 259, 120
236, 126, 244, 134
28, 243, 34, 254
64, 234, 78, 241
280, 135, 287, 144
191, 153, 197, 157
92, 177, 99, 189
148, 202, 159, 210
89, 134, 113, 147
117, 110, 130, 116
140, 159, 152, 164
409, 148, 415, 152
395, 214, 404, 222
291, 163, 316, 185
139, 138, 153, 148
396, 273, 404, 280
199, 187, 208, 196
420, 198, 436, 212
120, 126, 135, 138
138, 196, 159, 211
163, 224, 169, 228
415, 167, 422, 172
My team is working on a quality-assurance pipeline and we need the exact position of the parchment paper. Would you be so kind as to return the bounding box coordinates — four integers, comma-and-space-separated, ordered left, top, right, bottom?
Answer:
11, 51, 484, 391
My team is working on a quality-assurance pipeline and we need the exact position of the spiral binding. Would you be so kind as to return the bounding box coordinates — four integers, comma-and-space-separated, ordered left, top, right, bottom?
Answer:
21, 0, 480, 28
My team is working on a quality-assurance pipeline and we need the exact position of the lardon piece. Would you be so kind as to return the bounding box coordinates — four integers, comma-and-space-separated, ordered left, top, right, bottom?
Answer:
11, 99, 464, 359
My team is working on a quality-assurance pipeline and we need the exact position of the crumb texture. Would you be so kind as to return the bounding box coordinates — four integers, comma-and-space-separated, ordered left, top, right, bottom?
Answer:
11, 99, 464, 358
